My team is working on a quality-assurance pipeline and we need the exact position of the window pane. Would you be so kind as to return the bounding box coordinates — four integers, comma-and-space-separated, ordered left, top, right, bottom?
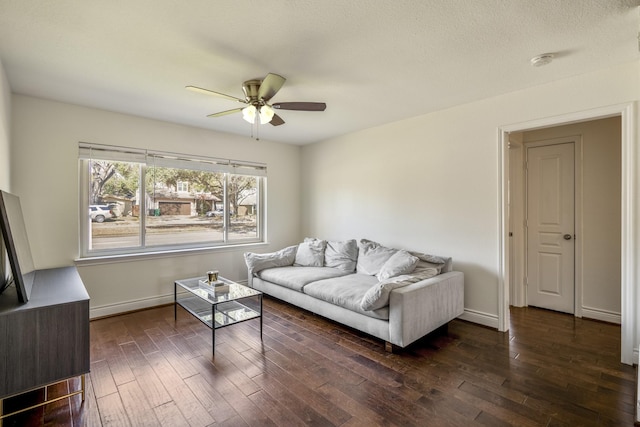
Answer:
89, 160, 141, 251
228, 175, 259, 240
145, 166, 224, 246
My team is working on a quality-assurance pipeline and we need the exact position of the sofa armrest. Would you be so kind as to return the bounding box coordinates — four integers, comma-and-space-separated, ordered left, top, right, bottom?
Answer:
247, 269, 255, 287
388, 271, 464, 347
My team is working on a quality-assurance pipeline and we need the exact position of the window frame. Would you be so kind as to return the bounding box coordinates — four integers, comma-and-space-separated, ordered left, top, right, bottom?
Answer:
78, 143, 266, 259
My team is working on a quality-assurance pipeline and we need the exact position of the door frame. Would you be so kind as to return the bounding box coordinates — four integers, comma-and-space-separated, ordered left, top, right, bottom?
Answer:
498, 102, 636, 365
522, 137, 582, 316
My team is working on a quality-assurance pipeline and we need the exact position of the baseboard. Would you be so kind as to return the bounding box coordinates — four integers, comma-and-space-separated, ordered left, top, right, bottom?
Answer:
458, 308, 499, 329
581, 306, 621, 324
90, 294, 174, 319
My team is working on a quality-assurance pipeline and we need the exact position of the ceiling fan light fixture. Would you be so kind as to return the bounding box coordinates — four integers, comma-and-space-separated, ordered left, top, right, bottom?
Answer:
242, 105, 257, 123
259, 105, 275, 124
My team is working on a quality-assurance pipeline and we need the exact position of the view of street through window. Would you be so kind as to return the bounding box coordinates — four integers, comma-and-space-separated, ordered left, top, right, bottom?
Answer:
90, 214, 256, 250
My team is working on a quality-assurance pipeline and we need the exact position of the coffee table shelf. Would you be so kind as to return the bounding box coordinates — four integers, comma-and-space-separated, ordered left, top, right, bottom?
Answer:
174, 276, 262, 353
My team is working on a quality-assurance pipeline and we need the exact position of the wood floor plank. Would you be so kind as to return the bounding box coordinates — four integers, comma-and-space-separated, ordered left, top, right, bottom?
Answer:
183, 373, 239, 424
145, 351, 215, 426
252, 372, 339, 426
96, 392, 130, 426
152, 401, 189, 427
247, 389, 309, 427
189, 355, 278, 427
89, 359, 118, 399
117, 380, 160, 427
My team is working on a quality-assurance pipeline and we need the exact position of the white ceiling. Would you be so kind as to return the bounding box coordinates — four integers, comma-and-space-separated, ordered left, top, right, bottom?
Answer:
0, 1, 638, 145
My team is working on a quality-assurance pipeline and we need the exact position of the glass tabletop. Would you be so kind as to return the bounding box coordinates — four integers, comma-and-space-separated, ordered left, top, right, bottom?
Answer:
175, 276, 261, 304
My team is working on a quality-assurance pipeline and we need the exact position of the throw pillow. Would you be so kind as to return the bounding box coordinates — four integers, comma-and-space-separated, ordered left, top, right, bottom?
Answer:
356, 239, 397, 276
244, 245, 298, 275
376, 250, 419, 280
324, 239, 358, 272
410, 252, 447, 274
360, 268, 439, 311
294, 239, 326, 267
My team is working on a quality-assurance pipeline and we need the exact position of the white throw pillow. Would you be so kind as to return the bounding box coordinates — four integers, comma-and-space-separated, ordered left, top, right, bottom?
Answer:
294, 239, 326, 267
410, 252, 447, 274
244, 245, 298, 274
324, 239, 358, 272
356, 239, 397, 276
376, 250, 419, 280
360, 268, 439, 311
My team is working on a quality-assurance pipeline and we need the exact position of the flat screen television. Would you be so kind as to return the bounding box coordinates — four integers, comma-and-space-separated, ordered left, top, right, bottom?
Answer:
0, 190, 35, 302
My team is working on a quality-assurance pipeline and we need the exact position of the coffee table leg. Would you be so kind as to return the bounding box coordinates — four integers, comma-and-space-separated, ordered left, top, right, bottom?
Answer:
174, 283, 177, 321
260, 294, 263, 341
211, 305, 216, 357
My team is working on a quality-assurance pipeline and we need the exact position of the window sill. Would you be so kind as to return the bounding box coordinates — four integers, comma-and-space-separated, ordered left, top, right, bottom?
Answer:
74, 242, 270, 266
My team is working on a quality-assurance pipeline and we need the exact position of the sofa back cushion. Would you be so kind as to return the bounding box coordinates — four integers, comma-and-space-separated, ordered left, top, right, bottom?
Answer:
294, 239, 326, 267
324, 239, 358, 272
356, 239, 397, 276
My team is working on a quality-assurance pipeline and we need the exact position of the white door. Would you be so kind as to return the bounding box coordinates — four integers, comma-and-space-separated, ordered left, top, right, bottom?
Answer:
526, 142, 575, 314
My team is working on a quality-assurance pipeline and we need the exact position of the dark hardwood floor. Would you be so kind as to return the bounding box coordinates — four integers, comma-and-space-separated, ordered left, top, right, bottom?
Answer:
2, 298, 636, 426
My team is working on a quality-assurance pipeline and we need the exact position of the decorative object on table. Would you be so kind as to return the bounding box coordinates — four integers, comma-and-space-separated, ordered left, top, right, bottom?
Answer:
207, 270, 219, 283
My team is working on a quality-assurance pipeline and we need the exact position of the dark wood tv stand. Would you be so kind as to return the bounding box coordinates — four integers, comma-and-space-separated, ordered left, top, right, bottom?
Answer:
0, 266, 90, 420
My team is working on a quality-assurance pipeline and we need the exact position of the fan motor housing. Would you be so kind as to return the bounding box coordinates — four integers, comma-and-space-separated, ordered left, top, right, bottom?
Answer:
242, 79, 262, 102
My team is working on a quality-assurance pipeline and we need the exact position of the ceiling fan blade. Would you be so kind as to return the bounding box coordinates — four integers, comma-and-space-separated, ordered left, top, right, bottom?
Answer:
272, 102, 326, 111
186, 85, 246, 103
269, 114, 285, 126
258, 73, 286, 102
207, 108, 243, 118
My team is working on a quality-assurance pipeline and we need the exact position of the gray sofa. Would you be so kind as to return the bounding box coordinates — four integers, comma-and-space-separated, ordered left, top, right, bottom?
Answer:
245, 238, 464, 350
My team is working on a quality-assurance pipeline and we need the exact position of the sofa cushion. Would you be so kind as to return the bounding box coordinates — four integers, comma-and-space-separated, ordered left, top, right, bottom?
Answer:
377, 250, 419, 280
244, 245, 298, 275
410, 252, 449, 274
360, 268, 439, 311
257, 266, 348, 292
294, 239, 326, 267
356, 239, 397, 276
324, 239, 358, 272
303, 274, 389, 320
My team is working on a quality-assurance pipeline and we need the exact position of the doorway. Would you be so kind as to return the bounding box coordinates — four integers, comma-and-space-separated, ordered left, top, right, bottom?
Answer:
498, 103, 635, 365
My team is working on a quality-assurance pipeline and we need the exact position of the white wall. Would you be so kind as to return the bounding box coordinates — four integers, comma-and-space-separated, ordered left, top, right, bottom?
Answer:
301, 60, 640, 328
510, 117, 622, 321
0, 59, 11, 284
10, 95, 302, 317
0, 58, 10, 191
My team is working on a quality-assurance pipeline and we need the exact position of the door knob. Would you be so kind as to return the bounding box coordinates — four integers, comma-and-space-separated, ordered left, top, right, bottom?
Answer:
563, 234, 572, 240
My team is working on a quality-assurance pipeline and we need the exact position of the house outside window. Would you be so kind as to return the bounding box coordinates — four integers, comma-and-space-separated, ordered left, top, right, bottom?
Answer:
176, 181, 188, 193
78, 143, 266, 257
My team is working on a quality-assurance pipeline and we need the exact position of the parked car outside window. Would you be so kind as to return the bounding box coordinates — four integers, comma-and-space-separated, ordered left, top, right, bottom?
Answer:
89, 205, 114, 223
206, 208, 233, 217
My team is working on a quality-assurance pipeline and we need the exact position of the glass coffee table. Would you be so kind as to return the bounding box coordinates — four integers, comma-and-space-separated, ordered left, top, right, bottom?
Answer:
174, 276, 262, 353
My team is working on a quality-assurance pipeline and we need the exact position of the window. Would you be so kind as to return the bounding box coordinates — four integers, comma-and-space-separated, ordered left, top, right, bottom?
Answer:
176, 181, 189, 192
78, 143, 266, 257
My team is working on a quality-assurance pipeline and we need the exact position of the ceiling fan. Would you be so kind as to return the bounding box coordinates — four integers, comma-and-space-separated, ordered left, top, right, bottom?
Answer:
186, 73, 326, 126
